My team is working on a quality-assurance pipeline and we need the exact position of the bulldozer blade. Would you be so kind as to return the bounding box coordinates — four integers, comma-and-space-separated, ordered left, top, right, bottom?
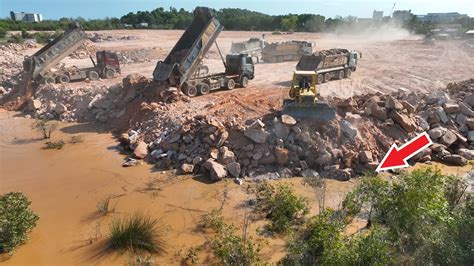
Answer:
283, 99, 336, 121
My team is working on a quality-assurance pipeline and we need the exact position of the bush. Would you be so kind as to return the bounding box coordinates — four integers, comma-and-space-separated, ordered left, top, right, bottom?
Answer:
7, 34, 23, 43
255, 182, 309, 233
43, 140, 65, 149
198, 209, 262, 265
109, 213, 167, 254
0, 27, 6, 38
0, 192, 39, 254
31, 119, 58, 139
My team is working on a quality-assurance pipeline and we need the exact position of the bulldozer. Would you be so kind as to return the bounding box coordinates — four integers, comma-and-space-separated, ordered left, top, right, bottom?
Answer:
283, 70, 336, 121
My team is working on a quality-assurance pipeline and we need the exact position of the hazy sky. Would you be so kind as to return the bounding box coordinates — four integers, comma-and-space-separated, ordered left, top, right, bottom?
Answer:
1, 0, 473, 19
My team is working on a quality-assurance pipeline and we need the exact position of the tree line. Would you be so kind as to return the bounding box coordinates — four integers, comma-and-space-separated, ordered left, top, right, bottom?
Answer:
1, 7, 474, 38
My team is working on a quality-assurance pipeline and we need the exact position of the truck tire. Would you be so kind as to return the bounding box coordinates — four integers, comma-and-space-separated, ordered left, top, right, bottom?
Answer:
239, 76, 249, 88
43, 76, 55, 85
88, 71, 99, 81
345, 69, 352, 78
57, 75, 70, 84
324, 73, 331, 83
105, 69, 115, 79
337, 70, 345, 80
183, 84, 198, 97
317, 74, 324, 84
197, 83, 210, 95
226, 79, 236, 90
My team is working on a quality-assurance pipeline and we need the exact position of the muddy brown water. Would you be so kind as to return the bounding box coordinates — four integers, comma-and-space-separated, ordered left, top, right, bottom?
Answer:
3, 110, 468, 264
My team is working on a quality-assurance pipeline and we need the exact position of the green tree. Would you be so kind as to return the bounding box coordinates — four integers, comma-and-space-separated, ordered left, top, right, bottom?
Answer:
281, 15, 298, 31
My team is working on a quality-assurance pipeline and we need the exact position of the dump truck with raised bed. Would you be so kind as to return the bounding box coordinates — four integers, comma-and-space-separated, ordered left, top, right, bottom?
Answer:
261, 41, 313, 63
23, 23, 121, 84
296, 48, 361, 84
153, 7, 255, 97
230, 36, 266, 63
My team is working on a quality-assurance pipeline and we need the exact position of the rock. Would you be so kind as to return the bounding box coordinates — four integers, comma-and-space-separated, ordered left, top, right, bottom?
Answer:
359, 151, 373, 163
275, 147, 289, 165
88, 94, 103, 109
330, 168, 352, 181
167, 133, 181, 143
443, 103, 460, 114
340, 120, 357, 139
463, 93, 474, 107
301, 169, 319, 178
273, 122, 290, 140
426, 91, 449, 105
203, 159, 227, 181
151, 149, 165, 160
428, 127, 446, 139
281, 114, 297, 125
278, 168, 293, 178
459, 102, 474, 117
234, 178, 244, 185
54, 103, 67, 115
180, 163, 194, 174
296, 132, 312, 143
244, 128, 270, 144
468, 131, 474, 142
385, 96, 403, 110
457, 149, 474, 160
252, 172, 279, 182
227, 162, 241, 178
431, 143, 447, 152
218, 146, 236, 164
345, 113, 362, 124
249, 119, 265, 129
28, 99, 42, 111
442, 154, 468, 166
466, 118, 474, 130
388, 110, 416, 133
433, 106, 449, 124
441, 130, 457, 147
402, 101, 415, 113
133, 141, 148, 159
456, 114, 467, 126
416, 116, 430, 131
193, 156, 203, 165
216, 130, 228, 147
291, 126, 302, 134
122, 158, 140, 167
367, 102, 387, 121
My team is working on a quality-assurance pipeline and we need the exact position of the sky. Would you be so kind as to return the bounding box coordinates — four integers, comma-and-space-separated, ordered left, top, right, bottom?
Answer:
1, 0, 473, 20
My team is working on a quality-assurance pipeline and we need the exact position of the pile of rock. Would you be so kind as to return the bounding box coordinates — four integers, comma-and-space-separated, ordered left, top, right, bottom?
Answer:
117, 48, 155, 64
69, 42, 96, 59
0, 44, 26, 89
88, 33, 138, 43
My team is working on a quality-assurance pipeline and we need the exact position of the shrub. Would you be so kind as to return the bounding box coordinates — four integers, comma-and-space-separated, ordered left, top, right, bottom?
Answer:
108, 213, 167, 254
97, 196, 116, 215
7, 34, 23, 43
128, 255, 154, 266
0, 27, 6, 38
31, 119, 58, 139
43, 140, 65, 149
0, 192, 39, 254
255, 182, 309, 233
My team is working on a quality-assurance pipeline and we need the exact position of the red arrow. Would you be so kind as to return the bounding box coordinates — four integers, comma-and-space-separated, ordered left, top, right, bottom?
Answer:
376, 132, 433, 172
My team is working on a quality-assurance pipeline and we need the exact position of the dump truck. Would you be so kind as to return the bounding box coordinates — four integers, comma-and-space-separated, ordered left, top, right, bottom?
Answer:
23, 23, 121, 84
230, 36, 266, 63
153, 7, 255, 97
296, 48, 360, 84
261, 41, 313, 63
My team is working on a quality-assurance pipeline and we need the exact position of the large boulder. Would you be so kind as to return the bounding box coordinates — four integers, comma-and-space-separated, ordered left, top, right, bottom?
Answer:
428, 127, 447, 139
281, 114, 297, 125
28, 99, 42, 111
273, 121, 290, 140
340, 120, 357, 139
388, 110, 416, 133
244, 128, 270, 144
226, 162, 241, 178
203, 159, 227, 181
275, 147, 289, 165
180, 163, 194, 174
133, 141, 148, 159
218, 146, 236, 164
442, 154, 468, 166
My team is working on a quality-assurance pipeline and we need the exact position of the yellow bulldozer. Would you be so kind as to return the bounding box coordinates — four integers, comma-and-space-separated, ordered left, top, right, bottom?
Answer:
283, 70, 336, 120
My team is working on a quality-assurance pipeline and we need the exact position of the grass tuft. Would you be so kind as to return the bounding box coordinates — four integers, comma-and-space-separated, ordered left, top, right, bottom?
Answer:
109, 213, 167, 254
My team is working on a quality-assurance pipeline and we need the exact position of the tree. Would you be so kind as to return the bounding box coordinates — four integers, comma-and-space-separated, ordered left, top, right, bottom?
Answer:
281, 15, 298, 31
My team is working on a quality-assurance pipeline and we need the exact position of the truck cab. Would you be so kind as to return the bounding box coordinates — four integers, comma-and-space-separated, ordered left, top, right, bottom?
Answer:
95, 51, 121, 77
348, 51, 361, 71
225, 53, 255, 87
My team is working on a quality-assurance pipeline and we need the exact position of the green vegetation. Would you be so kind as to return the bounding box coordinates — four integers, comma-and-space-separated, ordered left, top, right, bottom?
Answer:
108, 213, 167, 254
31, 119, 58, 139
255, 182, 309, 233
0, 192, 39, 254
198, 209, 263, 265
43, 140, 65, 149
283, 167, 473, 265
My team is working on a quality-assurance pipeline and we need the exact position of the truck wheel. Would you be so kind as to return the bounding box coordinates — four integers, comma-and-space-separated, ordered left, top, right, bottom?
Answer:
105, 69, 115, 79
57, 75, 70, 84
317, 74, 324, 84
226, 79, 236, 90
88, 71, 99, 81
43, 76, 55, 85
184, 85, 198, 97
239, 76, 249, 88
345, 69, 352, 78
338, 70, 345, 80
197, 83, 210, 95
324, 73, 331, 83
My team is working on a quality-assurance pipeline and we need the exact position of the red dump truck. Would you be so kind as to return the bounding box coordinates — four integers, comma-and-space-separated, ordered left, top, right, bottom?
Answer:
296, 48, 361, 83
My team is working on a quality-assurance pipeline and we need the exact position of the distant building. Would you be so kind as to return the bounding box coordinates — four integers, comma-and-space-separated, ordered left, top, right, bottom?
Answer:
373, 10, 384, 22
392, 10, 413, 22
10, 11, 43, 22
420, 12, 468, 23
465, 30, 474, 39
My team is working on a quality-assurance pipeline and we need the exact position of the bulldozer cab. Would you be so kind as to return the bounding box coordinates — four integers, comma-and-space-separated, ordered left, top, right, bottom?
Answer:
289, 71, 318, 100
225, 53, 254, 79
